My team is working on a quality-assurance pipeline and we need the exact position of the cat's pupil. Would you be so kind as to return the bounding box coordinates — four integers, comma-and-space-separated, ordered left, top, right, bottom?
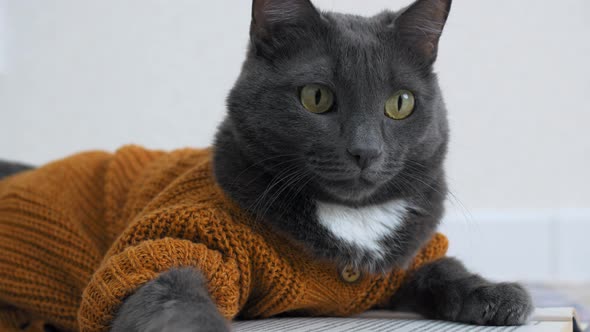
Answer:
397, 95, 403, 111
315, 89, 322, 105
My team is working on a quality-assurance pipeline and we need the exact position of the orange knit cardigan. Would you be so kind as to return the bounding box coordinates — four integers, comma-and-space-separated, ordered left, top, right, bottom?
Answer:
0, 146, 448, 332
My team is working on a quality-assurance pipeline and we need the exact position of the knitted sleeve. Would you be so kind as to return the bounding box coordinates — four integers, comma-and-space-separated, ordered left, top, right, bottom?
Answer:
408, 233, 449, 270
77, 238, 243, 332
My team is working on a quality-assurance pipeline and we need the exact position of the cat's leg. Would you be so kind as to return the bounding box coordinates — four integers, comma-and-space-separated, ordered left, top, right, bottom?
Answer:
390, 257, 534, 326
111, 267, 230, 332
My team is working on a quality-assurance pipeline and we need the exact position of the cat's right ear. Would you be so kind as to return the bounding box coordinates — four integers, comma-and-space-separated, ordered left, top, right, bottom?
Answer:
250, 0, 321, 51
394, 0, 452, 66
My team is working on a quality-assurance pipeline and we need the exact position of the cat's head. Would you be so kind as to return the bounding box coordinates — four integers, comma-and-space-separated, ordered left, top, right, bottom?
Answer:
214, 0, 452, 271
222, 0, 451, 206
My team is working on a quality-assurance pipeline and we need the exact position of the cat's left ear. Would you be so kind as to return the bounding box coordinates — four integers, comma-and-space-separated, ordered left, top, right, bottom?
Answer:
394, 0, 452, 65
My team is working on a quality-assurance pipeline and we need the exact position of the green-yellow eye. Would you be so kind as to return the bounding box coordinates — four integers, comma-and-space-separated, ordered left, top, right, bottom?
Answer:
385, 90, 415, 120
300, 84, 334, 114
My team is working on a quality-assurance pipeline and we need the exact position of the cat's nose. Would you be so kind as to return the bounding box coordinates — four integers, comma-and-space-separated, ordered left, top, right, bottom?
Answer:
347, 145, 382, 169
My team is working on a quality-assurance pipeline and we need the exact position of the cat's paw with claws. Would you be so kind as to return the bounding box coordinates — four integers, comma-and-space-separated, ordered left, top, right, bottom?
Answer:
394, 258, 534, 327
456, 282, 534, 326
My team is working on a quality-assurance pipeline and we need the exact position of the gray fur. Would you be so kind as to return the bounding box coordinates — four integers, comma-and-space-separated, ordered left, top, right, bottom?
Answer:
0, 160, 34, 180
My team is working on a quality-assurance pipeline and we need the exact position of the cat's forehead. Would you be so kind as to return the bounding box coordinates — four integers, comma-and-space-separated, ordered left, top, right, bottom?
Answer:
268, 10, 421, 89
318, 13, 400, 86
324, 12, 392, 46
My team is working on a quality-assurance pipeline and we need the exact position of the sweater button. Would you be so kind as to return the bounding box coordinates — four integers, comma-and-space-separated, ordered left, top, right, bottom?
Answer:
340, 266, 361, 283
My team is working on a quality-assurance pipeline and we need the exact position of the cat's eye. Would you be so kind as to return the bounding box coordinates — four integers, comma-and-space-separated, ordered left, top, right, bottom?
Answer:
385, 90, 415, 120
300, 84, 334, 114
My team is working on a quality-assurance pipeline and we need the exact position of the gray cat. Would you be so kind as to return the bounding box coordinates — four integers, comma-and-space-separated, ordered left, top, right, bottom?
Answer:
1, 0, 533, 331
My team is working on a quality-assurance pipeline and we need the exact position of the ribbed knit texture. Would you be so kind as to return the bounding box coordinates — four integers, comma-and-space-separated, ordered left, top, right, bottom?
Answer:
0, 145, 448, 332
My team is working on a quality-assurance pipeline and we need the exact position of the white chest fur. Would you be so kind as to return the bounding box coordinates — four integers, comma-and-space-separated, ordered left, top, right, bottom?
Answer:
316, 200, 410, 256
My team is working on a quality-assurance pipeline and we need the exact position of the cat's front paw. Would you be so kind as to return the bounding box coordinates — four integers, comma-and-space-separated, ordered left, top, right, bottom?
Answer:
457, 282, 533, 326
139, 300, 230, 332
111, 267, 230, 332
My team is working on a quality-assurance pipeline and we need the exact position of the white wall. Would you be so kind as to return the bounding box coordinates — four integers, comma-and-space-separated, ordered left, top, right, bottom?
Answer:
1, 1, 589, 281
0, 0, 5, 73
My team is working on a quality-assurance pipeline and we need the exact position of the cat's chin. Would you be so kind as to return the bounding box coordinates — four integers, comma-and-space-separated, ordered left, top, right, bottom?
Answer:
313, 169, 401, 204
315, 176, 384, 204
